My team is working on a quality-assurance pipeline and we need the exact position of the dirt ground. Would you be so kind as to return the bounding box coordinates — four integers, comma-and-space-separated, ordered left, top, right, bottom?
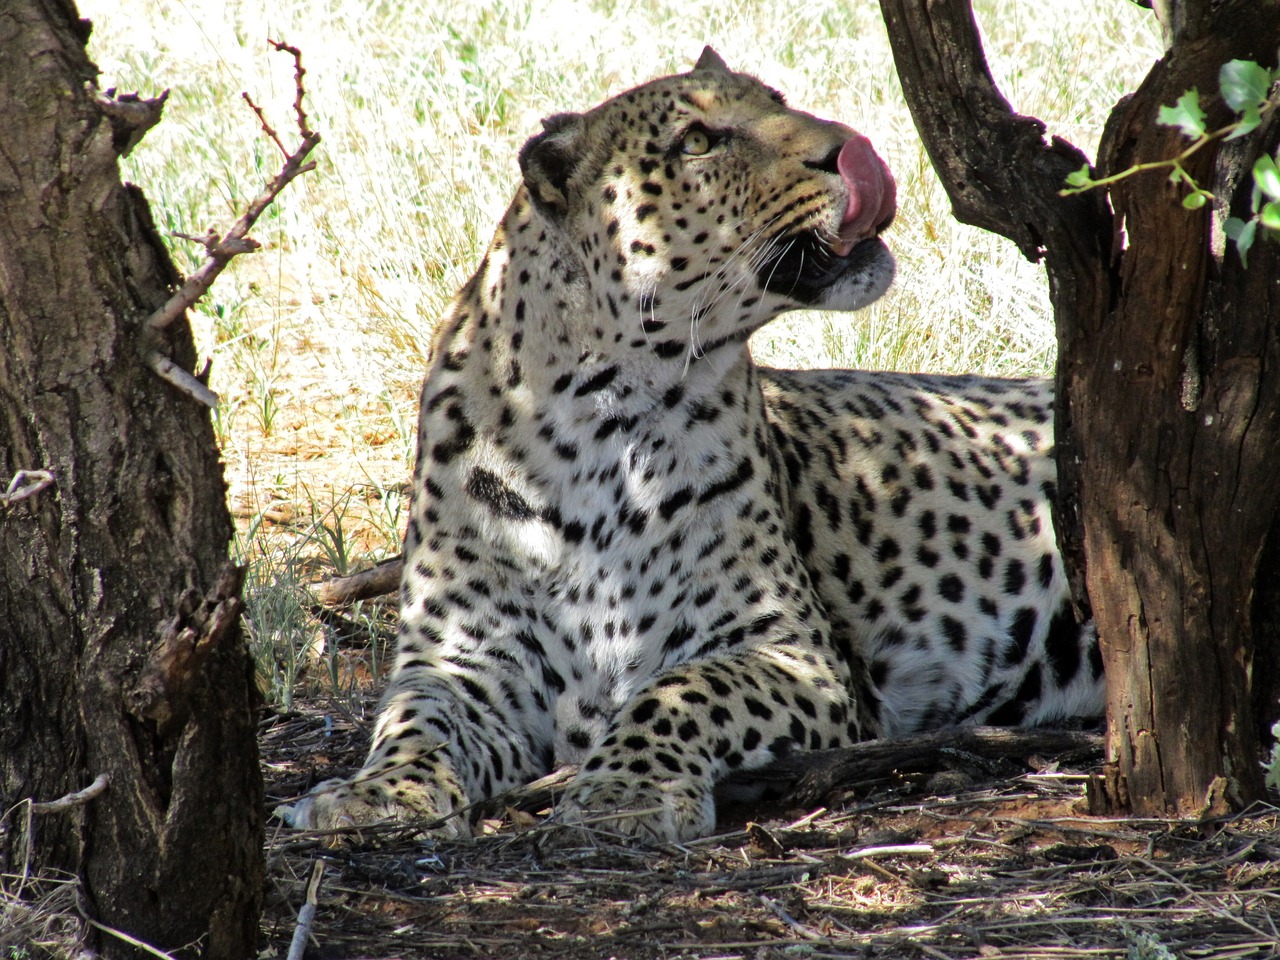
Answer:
259, 703, 1280, 960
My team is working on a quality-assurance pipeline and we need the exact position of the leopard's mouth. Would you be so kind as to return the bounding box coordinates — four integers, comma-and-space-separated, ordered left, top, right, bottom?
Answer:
757, 229, 892, 304
758, 134, 896, 304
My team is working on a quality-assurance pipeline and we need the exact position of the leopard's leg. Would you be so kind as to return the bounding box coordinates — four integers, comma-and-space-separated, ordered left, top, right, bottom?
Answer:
285, 620, 555, 835
556, 641, 875, 841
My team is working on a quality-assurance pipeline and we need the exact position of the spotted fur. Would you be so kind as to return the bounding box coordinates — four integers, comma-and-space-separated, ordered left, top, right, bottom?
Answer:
287, 48, 1103, 842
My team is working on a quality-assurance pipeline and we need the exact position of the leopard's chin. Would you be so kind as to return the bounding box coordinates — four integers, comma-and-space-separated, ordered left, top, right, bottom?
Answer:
759, 231, 895, 309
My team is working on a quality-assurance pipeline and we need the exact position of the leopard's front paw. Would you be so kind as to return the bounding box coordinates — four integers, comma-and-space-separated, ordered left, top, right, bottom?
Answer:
555, 772, 715, 842
278, 772, 470, 838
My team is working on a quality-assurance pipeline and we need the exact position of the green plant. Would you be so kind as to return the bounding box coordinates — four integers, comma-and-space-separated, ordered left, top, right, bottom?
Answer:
1126, 928, 1177, 960
1062, 58, 1280, 265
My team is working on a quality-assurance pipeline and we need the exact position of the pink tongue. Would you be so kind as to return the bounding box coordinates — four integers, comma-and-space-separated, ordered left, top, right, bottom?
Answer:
836, 135, 896, 247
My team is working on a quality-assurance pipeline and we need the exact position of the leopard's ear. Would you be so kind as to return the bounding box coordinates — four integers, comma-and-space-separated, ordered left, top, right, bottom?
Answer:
518, 112, 585, 220
693, 46, 729, 72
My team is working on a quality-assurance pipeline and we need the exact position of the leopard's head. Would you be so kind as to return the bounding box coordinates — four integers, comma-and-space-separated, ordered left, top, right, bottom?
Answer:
518, 47, 896, 358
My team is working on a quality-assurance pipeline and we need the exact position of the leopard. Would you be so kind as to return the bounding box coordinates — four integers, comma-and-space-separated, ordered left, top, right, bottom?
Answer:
286, 47, 1104, 842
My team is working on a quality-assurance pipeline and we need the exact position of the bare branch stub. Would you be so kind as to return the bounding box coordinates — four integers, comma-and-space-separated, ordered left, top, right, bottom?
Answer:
126, 563, 247, 735
90, 86, 169, 157
30, 773, 111, 815
144, 41, 321, 339
147, 350, 219, 408
1, 469, 56, 507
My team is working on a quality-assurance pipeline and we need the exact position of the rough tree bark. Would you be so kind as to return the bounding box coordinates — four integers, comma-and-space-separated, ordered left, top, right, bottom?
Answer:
877, 0, 1280, 816
0, 2, 263, 957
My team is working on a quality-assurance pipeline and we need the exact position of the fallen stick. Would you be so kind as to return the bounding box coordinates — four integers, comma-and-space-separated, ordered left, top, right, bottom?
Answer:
285, 859, 326, 960
312, 558, 402, 606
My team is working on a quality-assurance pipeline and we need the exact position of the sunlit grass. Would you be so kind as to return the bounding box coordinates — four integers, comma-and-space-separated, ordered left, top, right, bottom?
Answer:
79, 0, 1163, 703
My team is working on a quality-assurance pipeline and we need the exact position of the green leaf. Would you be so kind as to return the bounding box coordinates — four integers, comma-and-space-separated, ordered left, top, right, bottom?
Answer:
1220, 59, 1271, 112
1065, 164, 1093, 188
1157, 88, 1206, 139
1182, 191, 1208, 210
1260, 201, 1280, 232
1254, 154, 1280, 201
1226, 216, 1257, 267
1226, 105, 1262, 140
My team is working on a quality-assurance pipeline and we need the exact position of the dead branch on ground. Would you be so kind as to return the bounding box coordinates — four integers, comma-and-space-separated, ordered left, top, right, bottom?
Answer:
313, 558, 403, 606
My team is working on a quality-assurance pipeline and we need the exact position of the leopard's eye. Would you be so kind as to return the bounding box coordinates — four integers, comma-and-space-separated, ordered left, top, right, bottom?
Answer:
681, 127, 713, 156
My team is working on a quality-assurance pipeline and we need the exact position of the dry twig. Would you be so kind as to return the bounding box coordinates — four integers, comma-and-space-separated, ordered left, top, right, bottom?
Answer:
1, 469, 55, 507
286, 859, 327, 960
29, 775, 110, 815
313, 559, 403, 606
145, 40, 321, 406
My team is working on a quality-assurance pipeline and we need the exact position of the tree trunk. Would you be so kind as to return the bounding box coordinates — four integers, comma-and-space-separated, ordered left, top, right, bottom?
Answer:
0, 2, 263, 957
878, 0, 1279, 816
1078, 6, 1280, 815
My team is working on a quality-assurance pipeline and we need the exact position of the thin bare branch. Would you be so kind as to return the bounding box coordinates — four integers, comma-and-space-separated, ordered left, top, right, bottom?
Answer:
285, 859, 326, 960
30, 774, 110, 815
147, 350, 219, 408
269, 39, 316, 139
145, 43, 321, 335
1, 469, 55, 507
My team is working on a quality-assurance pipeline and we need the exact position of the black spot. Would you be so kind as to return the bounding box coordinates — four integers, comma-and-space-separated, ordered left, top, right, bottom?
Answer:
574, 365, 619, 396
663, 621, 696, 651
1014, 662, 1042, 705
941, 615, 967, 651
465, 467, 536, 521
659, 487, 694, 521
430, 405, 476, 464
875, 537, 900, 562
697, 457, 754, 505
1037, 553, 1056, 589
1045, 603, 1083, 685
630, 698, 660, 724
1009, 607, 1038, 658
1003, 558, 1026, 595
939, 574, 964, 603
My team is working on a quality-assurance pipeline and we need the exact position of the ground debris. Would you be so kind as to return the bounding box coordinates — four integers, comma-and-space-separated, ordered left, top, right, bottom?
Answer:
261, 704, 1280, 959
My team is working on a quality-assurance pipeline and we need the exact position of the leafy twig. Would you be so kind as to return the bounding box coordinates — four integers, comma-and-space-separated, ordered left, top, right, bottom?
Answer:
1060, 58, 1280, 265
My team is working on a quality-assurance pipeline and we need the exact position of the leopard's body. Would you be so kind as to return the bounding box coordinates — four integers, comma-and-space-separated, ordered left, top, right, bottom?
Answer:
290, 49, 1103, 841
